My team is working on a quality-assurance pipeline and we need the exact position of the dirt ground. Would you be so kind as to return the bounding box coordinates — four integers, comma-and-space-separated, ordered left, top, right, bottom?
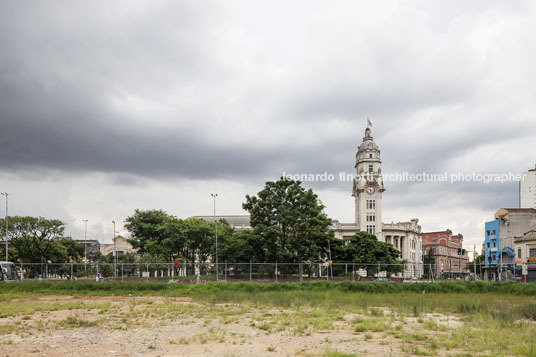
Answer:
0, 296, 459, 356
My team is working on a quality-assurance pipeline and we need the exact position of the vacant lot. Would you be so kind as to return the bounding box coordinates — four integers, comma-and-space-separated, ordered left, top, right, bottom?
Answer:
0, 282, 535, 356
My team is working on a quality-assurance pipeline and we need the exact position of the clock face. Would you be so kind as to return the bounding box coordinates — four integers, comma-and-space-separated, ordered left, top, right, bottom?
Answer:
366, 186, 375, 195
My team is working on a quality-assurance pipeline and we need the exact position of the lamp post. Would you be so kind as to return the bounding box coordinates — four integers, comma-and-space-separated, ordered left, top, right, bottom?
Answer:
1, 193, 9, 261
211, 193, 218, 281
83, 219, 88, 272
112, 220, 116, 277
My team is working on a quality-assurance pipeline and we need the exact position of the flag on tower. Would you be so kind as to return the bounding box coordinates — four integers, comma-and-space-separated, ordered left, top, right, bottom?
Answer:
367, 118, 372, 127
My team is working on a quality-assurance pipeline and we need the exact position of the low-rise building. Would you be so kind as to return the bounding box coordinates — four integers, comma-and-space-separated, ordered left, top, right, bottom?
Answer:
191, 215, 251, 232
484, 208, 536, 280
74, 239, 101, 255
100, 235, 136, 258
422, 230, 468, 277
514, 230, 536, 282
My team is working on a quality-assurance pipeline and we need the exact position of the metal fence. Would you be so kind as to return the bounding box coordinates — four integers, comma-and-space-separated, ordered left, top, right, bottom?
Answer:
8, 262, 526, 283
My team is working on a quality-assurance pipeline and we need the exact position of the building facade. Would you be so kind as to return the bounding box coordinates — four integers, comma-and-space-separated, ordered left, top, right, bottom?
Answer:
520, 166, 536, 209
100, 235, 136, 258
422, 230, 468, 277
332, 127, 423, 277
514, 230, 536, 282
484, 208, 536, 280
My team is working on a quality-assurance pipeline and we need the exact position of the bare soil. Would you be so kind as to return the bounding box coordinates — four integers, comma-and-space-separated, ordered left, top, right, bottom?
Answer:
0, 296, 458, 356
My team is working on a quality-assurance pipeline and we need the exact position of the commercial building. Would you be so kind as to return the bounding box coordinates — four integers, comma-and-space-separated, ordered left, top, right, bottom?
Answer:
484, 208, 536, 280
514, 230, 536, 282
520, 166, 536, 209
422, 230, 468, 277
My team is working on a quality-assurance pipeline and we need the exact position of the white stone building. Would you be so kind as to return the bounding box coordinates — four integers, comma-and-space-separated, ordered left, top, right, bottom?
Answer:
332, 127, 423, 277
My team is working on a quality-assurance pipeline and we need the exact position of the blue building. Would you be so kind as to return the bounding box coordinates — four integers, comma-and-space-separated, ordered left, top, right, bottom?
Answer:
484, 220, 500, 267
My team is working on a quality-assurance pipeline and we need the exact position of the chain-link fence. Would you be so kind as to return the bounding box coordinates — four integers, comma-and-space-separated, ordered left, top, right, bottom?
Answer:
6, 262, 528, 283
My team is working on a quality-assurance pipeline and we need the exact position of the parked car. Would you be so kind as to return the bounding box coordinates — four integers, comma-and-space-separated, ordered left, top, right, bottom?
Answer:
373, 277, 390, 282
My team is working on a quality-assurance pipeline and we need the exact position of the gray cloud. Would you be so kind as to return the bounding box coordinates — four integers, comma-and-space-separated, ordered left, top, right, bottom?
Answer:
1, 0, 535, 249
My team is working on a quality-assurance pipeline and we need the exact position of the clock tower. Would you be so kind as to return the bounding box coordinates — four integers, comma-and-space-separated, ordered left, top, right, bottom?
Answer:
352, 127, 384, 238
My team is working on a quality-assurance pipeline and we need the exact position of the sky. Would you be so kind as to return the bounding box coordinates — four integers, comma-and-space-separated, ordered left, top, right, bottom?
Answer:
1, 1, 535, 252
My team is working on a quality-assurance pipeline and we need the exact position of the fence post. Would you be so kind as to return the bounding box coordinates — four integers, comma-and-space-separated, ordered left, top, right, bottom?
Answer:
224, 261, 227, 282
146, 263, 149, 283
275, 262, 278, 282
299, 262, 303, 284
250, 261, 252, 282
352, 262, 355, 282
171, 263, 174, 281
121, 264, 124, 282
345, 263, 347, 278
71, 262, 73, 280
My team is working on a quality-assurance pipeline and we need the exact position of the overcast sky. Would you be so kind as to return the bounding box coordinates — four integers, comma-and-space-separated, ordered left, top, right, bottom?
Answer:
1, 1, 535, 252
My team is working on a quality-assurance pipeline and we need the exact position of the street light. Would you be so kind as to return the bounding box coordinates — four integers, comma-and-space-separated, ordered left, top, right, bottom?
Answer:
1, 193, 9, 261
112, 220, 116, 277
83, 219, 88, 272
211, 193, 218, 281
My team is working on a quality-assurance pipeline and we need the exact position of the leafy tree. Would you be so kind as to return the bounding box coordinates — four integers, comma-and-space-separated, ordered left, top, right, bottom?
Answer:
125, 209, 233, 275
333, 232, 405, 277
219, 230, 264, 264
1, 216, 65, 263
124, 209, 172, 258
243, 177, 333, 264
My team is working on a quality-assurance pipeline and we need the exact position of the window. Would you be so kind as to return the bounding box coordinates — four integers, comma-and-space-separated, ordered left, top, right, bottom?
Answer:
530, 248, 536, 258
486, 230, 490, 236
493, 242, 496, 248
369, 154, 372, 158
518, 249, 522, 258
369, 164, 373, 173
487, 242, 490, 248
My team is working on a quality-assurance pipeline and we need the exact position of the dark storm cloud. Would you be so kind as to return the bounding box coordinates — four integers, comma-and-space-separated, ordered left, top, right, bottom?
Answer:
1, 0, 535, 201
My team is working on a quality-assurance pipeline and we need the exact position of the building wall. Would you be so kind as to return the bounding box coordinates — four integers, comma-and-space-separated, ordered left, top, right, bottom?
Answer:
520, 168, 536, 209
383, 219, 423, 277
484, 220, 500, 266
100, 236, 136, 257
514, 231, 536, 282
494, 208, 536, 265
422, 230, 468, 276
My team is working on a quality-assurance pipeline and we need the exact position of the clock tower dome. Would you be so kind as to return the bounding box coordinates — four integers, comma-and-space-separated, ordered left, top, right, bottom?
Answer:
352, 127, 385, 238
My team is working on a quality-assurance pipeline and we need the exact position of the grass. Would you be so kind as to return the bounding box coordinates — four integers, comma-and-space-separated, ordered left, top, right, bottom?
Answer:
0, 281, 535, 355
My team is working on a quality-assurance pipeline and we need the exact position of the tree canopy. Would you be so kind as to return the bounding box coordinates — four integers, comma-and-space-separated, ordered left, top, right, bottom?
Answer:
333, 231, 405, 276
243, 177, 333, 263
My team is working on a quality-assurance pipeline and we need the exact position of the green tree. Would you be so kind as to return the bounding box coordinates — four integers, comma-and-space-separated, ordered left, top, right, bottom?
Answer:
219, 230, 264, 264
1, 216, 65, 263
333, 232, 404, 277
124, 209, 172, 258
243, 177, 333, 265
125, 209, 233, 275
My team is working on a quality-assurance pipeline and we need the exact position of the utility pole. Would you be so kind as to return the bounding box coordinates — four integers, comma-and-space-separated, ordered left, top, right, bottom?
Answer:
83, 219, 88, 272
1, 193, 9, 261
112, 220, 116, 277
473, 244, 477, 279
211, 193, 218, 281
